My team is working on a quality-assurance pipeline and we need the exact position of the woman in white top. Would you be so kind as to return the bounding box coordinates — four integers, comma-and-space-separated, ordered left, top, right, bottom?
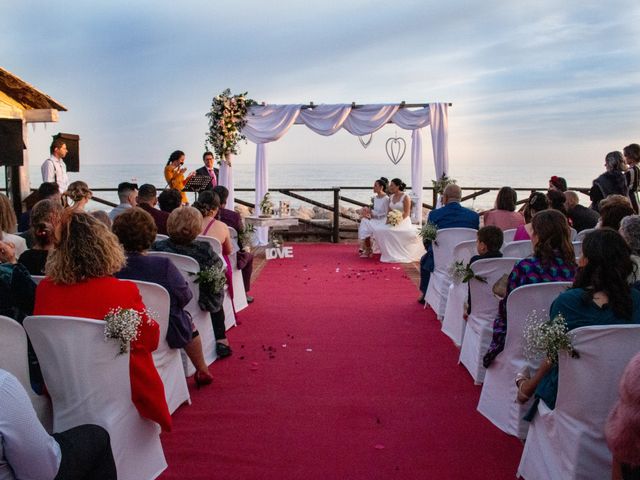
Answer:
372, 178, 425, 263
0, 193, 27, 257
358, 177, 390, 257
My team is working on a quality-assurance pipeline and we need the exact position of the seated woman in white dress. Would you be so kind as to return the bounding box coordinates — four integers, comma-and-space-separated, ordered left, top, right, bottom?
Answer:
372, 178, 425, 263
358, 177, 389, 257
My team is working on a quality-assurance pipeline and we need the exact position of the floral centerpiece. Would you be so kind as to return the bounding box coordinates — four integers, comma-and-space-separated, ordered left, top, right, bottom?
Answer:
432, 174, 457, 195
104, 307, 146, 355
448, 261, 487, 285
418, 222, 438, 245
205, 89, 257, 166
387, 210, 404, 226
523, 311, 579, 363
260, 193, 274, 217
191, 265, 227, 296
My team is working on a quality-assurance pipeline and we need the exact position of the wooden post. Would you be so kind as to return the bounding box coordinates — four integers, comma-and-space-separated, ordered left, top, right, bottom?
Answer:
332, 187, 340, 243
432, 189, 438, 210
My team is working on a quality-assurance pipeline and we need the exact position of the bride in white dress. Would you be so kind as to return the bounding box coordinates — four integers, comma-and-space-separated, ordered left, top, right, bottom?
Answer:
358, 177, 390, 257
372, 178, 425, 263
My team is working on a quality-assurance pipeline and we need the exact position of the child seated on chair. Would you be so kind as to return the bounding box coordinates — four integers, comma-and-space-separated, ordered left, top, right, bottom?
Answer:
465, 226, 504, 318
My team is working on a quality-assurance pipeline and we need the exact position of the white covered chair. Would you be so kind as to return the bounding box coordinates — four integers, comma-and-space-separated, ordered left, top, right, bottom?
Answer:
570, 227, 578, 241
132, 280, 190, 414
477, 282, 571, 439
197, 235, 239, 329
517, 324, 640, 480
425, 228, 478, 319
0, 315, 52, 431
441, 240, 478, 346
226, 226, 249, 313
502, 228, 517, 244
155, 233, 168, 242
458, 257, 518, 384
501, 240, 532, 258
23, 315, 167, 480
575, 228, 595, 242
147, 251, 217, 375
31, 275, 44, 285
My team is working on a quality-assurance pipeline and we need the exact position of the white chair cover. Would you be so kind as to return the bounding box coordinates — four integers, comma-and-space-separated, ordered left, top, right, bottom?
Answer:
518, 324, 640, 480
214, 228, 249, 313
575, 228, 595, 242
502, 229, 517, 244
570, 227, 578, 241
197, 235, 239, 328
147, 251, 217, 375
441, 240, 478, 346
458, 258, 518, 384
31, 275, 44, 285
155, 234, 169, 242
132, 280, 190, 414
23, 315, 167, 480
572, 241, 582, 258
501, 240, 532, 258
424, 228, 478, 319
0, 315, 52, 431
477, 282, 571, 439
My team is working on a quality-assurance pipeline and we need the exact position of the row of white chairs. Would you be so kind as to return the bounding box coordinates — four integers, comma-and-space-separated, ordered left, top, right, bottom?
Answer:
429, 228, 639, 479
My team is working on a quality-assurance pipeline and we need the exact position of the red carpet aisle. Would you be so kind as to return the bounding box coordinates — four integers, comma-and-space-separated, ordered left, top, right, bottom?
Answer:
159, 244, 522, 480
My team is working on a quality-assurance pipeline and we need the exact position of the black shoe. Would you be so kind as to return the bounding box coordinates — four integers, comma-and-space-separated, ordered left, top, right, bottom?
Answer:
216, 343, 232, 358
246, 295, 254, 304
417, 295, 426, 305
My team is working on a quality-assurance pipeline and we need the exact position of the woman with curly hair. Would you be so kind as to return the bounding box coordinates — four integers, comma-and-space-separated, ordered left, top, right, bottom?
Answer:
113, 208, 213, 387
516, 229, 640, 424
33, 211, 171, 432
62, 180, 92, 211
164, 150, 194, 205
483, 209, 577, 366
18, 199, 63, 275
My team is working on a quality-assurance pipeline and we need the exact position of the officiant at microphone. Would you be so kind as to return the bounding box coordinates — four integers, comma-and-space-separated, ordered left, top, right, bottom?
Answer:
164, 150, 195, 205
195, 151, 219, 192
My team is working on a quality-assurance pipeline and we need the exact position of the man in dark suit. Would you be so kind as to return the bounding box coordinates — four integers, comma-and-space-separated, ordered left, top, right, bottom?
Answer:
195, 151, 219, 192
213, 185, 254, 303
565, 190, 599, 232
136, 184, 169, 235
419, 184, 479, 303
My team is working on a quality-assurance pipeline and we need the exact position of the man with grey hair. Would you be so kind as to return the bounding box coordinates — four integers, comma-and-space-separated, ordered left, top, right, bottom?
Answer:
418, 183, 479, 304
620, 215, 640, 255
565, 190, 599, 232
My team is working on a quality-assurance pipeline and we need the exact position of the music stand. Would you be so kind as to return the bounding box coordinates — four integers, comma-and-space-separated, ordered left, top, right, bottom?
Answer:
183, 175, 213, 203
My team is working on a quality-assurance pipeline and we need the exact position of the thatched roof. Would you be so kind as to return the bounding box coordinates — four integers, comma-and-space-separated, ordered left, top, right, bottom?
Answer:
0, 67, 67, 111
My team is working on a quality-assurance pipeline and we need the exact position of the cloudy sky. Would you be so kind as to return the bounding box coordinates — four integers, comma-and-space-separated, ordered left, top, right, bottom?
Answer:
2, 0, 640, 187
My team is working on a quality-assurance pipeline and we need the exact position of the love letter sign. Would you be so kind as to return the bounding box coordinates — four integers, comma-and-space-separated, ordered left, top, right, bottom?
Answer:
266, 246, 294, 260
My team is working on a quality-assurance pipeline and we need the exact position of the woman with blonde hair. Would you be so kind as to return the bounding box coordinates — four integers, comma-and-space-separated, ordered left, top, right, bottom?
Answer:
0, 193, 27, 256
152, 207, 231, 358
33, 211, 172, 432
62, 180, 92, 211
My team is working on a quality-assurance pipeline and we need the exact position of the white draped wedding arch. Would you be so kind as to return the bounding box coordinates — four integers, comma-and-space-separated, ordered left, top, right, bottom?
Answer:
218, 103, 450, 244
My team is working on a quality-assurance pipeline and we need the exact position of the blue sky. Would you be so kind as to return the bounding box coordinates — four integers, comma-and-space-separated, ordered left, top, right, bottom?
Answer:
2, 0, 640, 187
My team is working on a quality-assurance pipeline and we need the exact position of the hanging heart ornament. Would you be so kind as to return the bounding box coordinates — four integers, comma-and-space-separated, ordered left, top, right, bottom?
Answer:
385, 136, 406, 165
358, 134, 373, 149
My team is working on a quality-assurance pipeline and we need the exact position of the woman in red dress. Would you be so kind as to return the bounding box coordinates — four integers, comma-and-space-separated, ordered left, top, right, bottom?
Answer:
33, 211, 171, 432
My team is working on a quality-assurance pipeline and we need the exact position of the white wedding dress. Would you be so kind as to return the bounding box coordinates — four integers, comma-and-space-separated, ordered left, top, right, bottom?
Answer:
358, 195, 390, 240
372, 192, 425, 263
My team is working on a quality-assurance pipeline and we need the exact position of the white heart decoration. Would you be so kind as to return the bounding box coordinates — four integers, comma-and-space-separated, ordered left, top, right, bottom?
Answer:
358, 134, 373, 149
385, 137, 406, 165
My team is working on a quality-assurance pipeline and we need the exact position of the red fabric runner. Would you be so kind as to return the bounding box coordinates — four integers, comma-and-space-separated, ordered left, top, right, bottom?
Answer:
160, 243, 522, 479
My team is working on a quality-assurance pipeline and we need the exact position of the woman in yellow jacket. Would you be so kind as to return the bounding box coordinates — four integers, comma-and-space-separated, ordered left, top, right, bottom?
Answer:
164, 150, 195, 205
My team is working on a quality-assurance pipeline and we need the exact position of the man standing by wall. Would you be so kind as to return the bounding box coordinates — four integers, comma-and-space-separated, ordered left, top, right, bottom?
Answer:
41, 139, 69, 192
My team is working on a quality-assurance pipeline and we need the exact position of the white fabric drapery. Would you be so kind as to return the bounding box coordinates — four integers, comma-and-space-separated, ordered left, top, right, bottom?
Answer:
215, 103, 449, 245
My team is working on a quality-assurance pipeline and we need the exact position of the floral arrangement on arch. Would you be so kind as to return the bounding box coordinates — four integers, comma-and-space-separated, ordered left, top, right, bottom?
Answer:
387, 210, 404, 227
523, 311, 579, 364
432, 174, 457, 195
205, 89, 257, 166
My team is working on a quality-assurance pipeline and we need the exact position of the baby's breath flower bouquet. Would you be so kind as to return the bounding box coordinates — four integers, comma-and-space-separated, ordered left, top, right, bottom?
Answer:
522, 311, 579, 364
104, 307, 144, 355
191, 265, 227, 296
238, 223, 255, 250
448, 261, 487, 285
205, 89, 257, 165
418, 222, 438, 245
260, 193, 274, 217
387, 210, 404, 226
